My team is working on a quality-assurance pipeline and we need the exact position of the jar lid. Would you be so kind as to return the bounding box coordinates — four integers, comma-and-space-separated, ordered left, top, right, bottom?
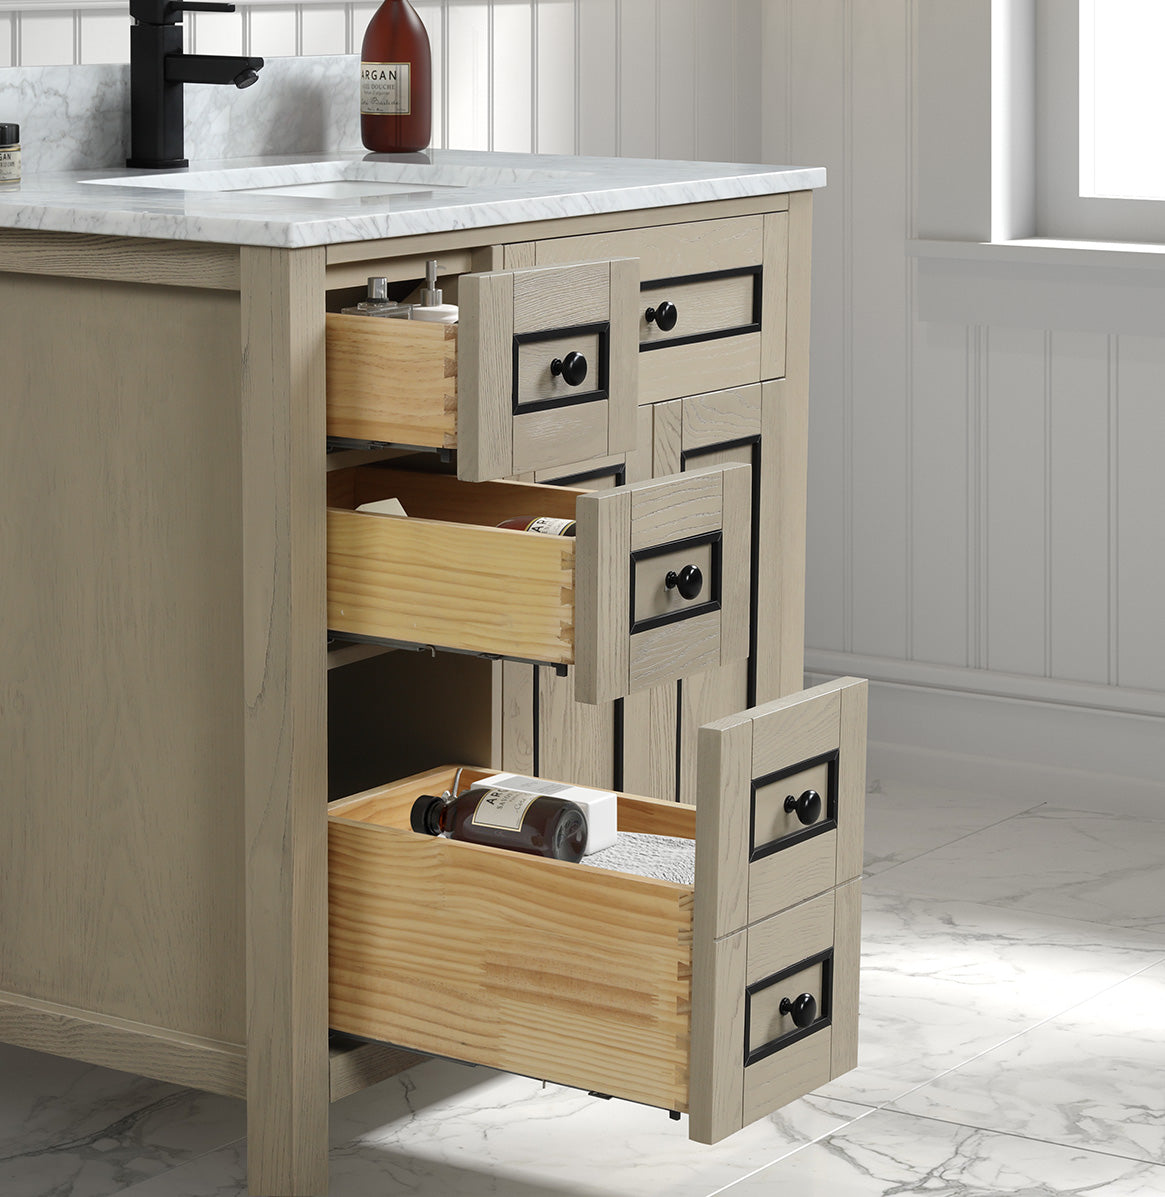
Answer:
0, 123, 18, 144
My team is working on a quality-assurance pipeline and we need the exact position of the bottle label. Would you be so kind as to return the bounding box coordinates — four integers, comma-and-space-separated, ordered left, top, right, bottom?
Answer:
361, 62, 411, 116
523, 517, 575, 536
470, 787, 538, 833
0, 146, 19, 183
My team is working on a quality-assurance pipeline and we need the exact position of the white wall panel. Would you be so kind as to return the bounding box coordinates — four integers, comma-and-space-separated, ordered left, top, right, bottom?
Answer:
249, 7, 298, 57
18, 11, 74, 65
445, 1, 490, 148
190, 8, 243, 56
1049, 330, 1111, 685
618, 0, 656, 157
577, 0, 616, 155
1115, 335, 1165, 692
732, 0, 762, 161
655, 0, 695, 160
534, 0, 575, 153
910, 320, 971, 667
985, 325, 1048, 677
694, 0, 733, 162
413, 2, 444, 147
849, 0, 909, 660
491, 1, 532, 152
300, 6, 348, 56
79, 10, 127, 64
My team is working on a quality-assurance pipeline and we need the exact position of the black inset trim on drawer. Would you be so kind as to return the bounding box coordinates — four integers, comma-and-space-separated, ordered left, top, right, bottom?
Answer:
749, 749, 839, 864
639, 266, 763, 352
512, 321, 610, 414
744, 948, 834, 1067
628, 531, 723, 636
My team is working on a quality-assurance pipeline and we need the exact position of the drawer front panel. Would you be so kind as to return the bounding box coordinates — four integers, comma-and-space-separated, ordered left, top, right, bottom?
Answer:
326, 257, 638, 484
574, 462, 752, 704
460, 258, 639, 482
530, 213, 788, 404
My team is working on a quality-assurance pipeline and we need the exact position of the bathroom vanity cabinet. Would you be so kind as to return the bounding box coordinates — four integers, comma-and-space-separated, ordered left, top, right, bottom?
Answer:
0, 154, 860, 1196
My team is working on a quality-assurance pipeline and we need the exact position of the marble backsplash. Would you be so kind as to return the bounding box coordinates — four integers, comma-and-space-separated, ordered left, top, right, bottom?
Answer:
1, 55, 362, 173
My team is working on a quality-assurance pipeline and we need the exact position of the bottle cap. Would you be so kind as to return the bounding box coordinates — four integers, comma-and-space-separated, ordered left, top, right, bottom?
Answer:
420, 258, 442, 307
410, 794, 446, 836
0, 124, 18, 144
366, 276, 389, 301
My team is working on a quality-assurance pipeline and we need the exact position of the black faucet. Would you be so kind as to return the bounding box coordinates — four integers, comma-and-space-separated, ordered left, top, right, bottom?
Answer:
127, 0, 264, 169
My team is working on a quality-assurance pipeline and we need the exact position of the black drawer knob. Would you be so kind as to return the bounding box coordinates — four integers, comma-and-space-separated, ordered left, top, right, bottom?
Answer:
550, 351, 588, 387
645, 300, 678, 332
784, 788, 822, 826
779, 992, 817, 1028
665, 564, 703, 601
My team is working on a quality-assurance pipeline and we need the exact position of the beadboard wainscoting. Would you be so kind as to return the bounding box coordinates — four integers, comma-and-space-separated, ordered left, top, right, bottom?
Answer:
0, 0, 764, 164
766, 1, 1165, 808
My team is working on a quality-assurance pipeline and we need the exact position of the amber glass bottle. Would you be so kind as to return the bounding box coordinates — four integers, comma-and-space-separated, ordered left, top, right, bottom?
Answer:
360, 0, 432, 153
496, 516, 577, 537
410, 787, 587, 862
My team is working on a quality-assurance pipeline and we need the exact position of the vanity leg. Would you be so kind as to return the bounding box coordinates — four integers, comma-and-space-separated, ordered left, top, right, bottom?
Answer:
240, 246, 331, 1196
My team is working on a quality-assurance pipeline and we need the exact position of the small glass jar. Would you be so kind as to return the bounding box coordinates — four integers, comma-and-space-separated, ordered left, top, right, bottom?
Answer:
0, 124, 19, 188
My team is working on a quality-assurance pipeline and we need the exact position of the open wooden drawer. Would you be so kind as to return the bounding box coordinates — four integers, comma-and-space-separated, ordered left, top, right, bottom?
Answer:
327, 678, 866, 1143
326, 258, 639, 482
327, 460, 750, 704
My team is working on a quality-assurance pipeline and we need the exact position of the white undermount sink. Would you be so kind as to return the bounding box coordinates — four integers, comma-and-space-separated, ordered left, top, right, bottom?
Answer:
82, 159, 587, 200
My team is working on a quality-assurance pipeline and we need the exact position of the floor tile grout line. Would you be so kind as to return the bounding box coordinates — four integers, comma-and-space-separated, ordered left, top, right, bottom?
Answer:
860, 799, 1051, 883
112, 1133, 247, 1197
701, 1106, 880, 1197
868, 951, 1165, 1114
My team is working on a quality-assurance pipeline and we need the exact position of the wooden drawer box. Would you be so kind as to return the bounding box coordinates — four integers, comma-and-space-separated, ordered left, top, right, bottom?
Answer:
327, 678, 866, 1144
326, 257, 638, 482
529, 212, 789, 405
326, 461, 751, 704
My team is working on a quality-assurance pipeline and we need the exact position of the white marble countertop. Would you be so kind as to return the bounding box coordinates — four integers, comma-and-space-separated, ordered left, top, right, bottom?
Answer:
0, 150, 825, 249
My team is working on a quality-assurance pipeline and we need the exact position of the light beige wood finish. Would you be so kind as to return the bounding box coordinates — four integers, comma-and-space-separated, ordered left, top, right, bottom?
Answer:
837, 678, 869, 885
761, 211, 790, 381
742, 1028, 833, 1125
0, 992, 247, 1098
327, 468, 578, 666
324, 248, 477, 291
325, 194, 790, 270
500, 662, 538, 774
752, 760, 832, 851
459, 258, 639, 482
0, 273, 246, 1040
575, 462, 751, 704
325, 314, 458, 445
640, 331, 762, 407
328, 1036, 424, 1102
640, 272, 756, 346
747, 959, 826, 1053
240, 246, 331, 1197
0, 228, 240, 289
746, 889, 836, 982
831, 879, 863, 1077
328, 767, 694, 1112
688, 928, 747, 1143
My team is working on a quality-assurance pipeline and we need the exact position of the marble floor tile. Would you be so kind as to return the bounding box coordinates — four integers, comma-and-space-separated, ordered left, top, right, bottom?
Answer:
717, 1108, 1165, 1197
813, 890, 1165, 1106
0, 1043, 245, 1197
889, 961, 1165, 1166
863, 806, 1165, 937
117, 1060, 871, 1197
861, 779, 1044, 876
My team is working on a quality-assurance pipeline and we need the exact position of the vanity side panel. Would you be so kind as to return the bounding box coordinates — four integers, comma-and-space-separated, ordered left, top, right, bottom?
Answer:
0, 271, 246, 1046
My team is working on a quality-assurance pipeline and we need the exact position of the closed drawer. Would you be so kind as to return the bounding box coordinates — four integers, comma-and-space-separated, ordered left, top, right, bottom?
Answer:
327, 680, 865, 1144
326, 460, 751, 704
529, 212, 789, 404
326, 257, 639, 482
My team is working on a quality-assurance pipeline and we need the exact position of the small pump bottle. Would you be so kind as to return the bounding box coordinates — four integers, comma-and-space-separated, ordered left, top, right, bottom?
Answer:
410, 787, 587, 861
410, 260, 458, 323
342, 276, 412, 318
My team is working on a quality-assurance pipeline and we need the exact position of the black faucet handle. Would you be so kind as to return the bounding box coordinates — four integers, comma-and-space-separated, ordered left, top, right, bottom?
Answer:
177, 2, 236, 11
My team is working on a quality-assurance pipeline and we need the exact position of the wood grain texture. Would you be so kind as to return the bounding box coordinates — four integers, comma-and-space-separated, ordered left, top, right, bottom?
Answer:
458, 270, 515, 481
630, 611, 722, 693
694, 718, 753, 940
0, 229, 240, 290
512, 259, 611, 332
760, 210, 790, 380
608, 256, 641, 453
512, 401, 610, 473
501, 661, 538, 774
574, 486, 632, 703
622, 683, 679, 802
639, 333, 763, 406
639, 272, 757, 347
514, 329, 605, 408
680, 384, 764, 450
328, 786, 693, 1111
742, 1027, 832, 1124
837, 680, 869, 884
747, 833, 837, 927
629, 463, 726, 551
0, 272, 245, 1046
240, 246, 330, 1197
719, 460, 752, 664
746, 889, 836, 988
328, 1037, 425, 1102
324, 248, 477, 292
0, 992, 246, 1099
830, 878, 863, 1078
750, 685, 842, 774
325, 313, 457, 446
687, 929, 747, 1145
